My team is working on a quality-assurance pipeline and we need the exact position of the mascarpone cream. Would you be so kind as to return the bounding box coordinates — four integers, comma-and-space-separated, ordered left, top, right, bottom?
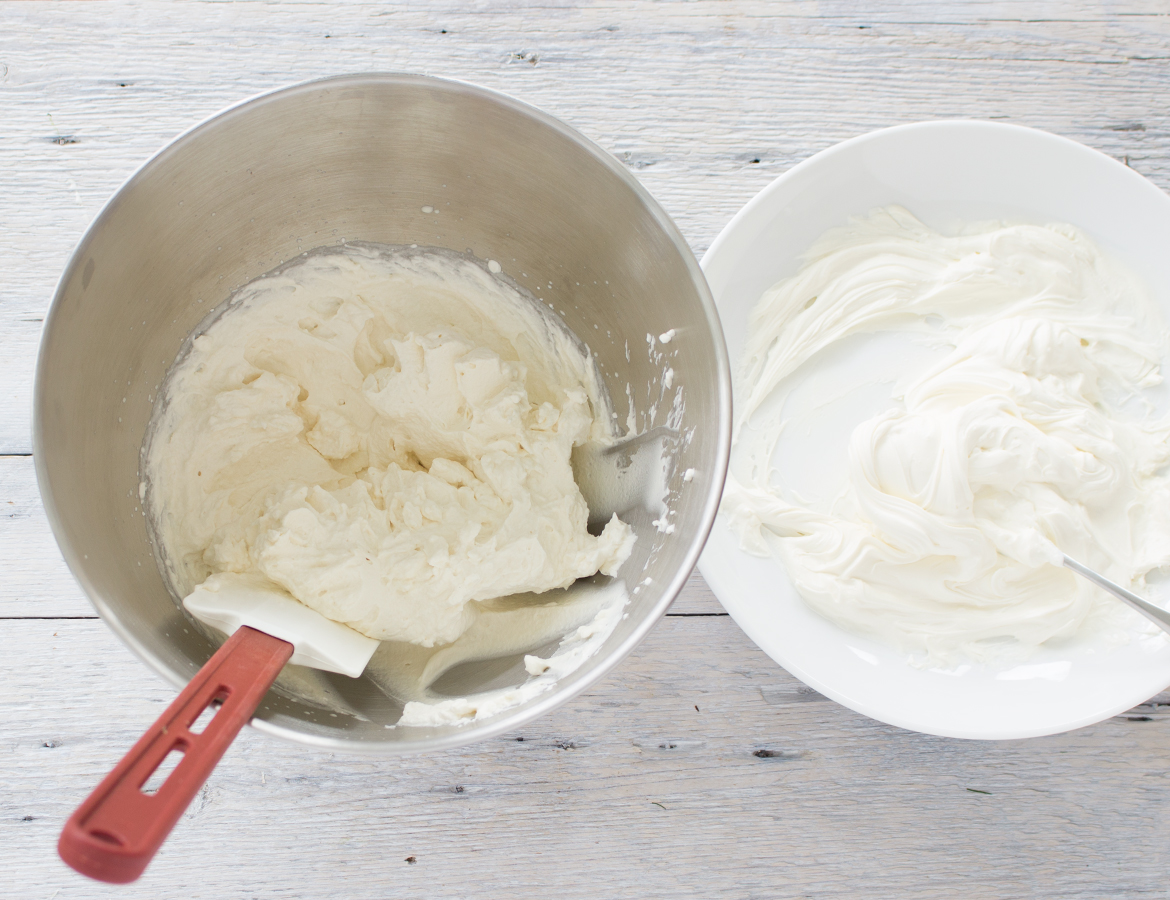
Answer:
145, 244, 634, 719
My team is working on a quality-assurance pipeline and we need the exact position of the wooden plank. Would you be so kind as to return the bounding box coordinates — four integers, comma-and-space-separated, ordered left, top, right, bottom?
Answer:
5, 2, 1170, 897
671, 567, 726, 616
4, 1, 1170, 451
0, 455, 725, 617
0, 456, 92, 617
4, 615, 1169, 899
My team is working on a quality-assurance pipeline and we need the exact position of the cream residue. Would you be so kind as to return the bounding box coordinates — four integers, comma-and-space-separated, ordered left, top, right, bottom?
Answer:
388, 580, 627, 727
726, 206, 1170, 665
145, 243, 634, 722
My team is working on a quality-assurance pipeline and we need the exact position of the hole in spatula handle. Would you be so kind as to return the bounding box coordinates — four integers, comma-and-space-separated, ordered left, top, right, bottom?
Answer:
139, 745, 186, 795
58, 627, 292, 884
188, 691, 228, 735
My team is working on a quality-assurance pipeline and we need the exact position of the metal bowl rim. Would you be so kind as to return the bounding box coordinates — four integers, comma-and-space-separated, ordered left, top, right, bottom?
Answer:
33, 72, 732, 754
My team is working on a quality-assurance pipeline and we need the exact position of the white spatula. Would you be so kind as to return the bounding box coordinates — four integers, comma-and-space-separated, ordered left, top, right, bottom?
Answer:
59, 577, 379, 884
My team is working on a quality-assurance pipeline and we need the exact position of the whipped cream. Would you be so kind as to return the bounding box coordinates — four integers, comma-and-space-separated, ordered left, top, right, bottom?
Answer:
145, 244, 634, 722
726, 206, 1170, 665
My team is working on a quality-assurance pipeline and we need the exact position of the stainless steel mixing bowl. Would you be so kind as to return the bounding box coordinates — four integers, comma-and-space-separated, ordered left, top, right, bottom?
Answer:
34, 74, 731, 752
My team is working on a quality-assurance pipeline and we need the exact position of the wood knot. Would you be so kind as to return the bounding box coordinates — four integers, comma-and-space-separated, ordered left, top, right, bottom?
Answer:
753, 748, 805, 760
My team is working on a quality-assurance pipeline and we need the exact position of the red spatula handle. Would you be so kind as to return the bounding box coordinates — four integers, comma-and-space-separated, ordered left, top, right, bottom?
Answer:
59, 626, 293, 883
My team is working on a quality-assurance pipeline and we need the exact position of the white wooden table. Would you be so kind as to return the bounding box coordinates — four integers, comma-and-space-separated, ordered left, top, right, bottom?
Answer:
5, 3, 1170, 897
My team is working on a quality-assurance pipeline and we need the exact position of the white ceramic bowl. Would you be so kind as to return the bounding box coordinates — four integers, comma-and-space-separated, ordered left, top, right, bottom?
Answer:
699, 120, 1170, 740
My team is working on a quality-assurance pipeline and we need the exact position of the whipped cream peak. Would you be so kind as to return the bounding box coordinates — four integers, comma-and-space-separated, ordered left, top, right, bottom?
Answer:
728, 206, 1170, 666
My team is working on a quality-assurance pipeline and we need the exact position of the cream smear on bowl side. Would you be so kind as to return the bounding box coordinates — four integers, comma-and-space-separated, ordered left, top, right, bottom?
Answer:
725, 205, 1170, 667
142, 243, 635, 725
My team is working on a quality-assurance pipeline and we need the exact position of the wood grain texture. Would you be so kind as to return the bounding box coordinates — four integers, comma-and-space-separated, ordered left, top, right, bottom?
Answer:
5, 617, 1170, 900
0, 455, 92, 618
4, 1, 1170, 451
5, 1, 1170, 897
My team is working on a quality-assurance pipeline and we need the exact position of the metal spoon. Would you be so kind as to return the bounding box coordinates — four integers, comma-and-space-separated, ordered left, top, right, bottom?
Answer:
1064, 555, 1170, 635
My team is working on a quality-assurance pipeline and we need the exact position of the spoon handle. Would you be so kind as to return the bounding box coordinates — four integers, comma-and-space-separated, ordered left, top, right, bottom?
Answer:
58, 626, 292, 883
1063, 555, 1170, 636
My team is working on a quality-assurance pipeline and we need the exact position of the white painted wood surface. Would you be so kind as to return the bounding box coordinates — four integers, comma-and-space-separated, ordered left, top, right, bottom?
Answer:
4, 2, 1170, 897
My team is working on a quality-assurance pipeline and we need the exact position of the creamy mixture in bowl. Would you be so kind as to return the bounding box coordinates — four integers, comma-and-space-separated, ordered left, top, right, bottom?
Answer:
726, 206, 1170, 666
144, 244, 635, 725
